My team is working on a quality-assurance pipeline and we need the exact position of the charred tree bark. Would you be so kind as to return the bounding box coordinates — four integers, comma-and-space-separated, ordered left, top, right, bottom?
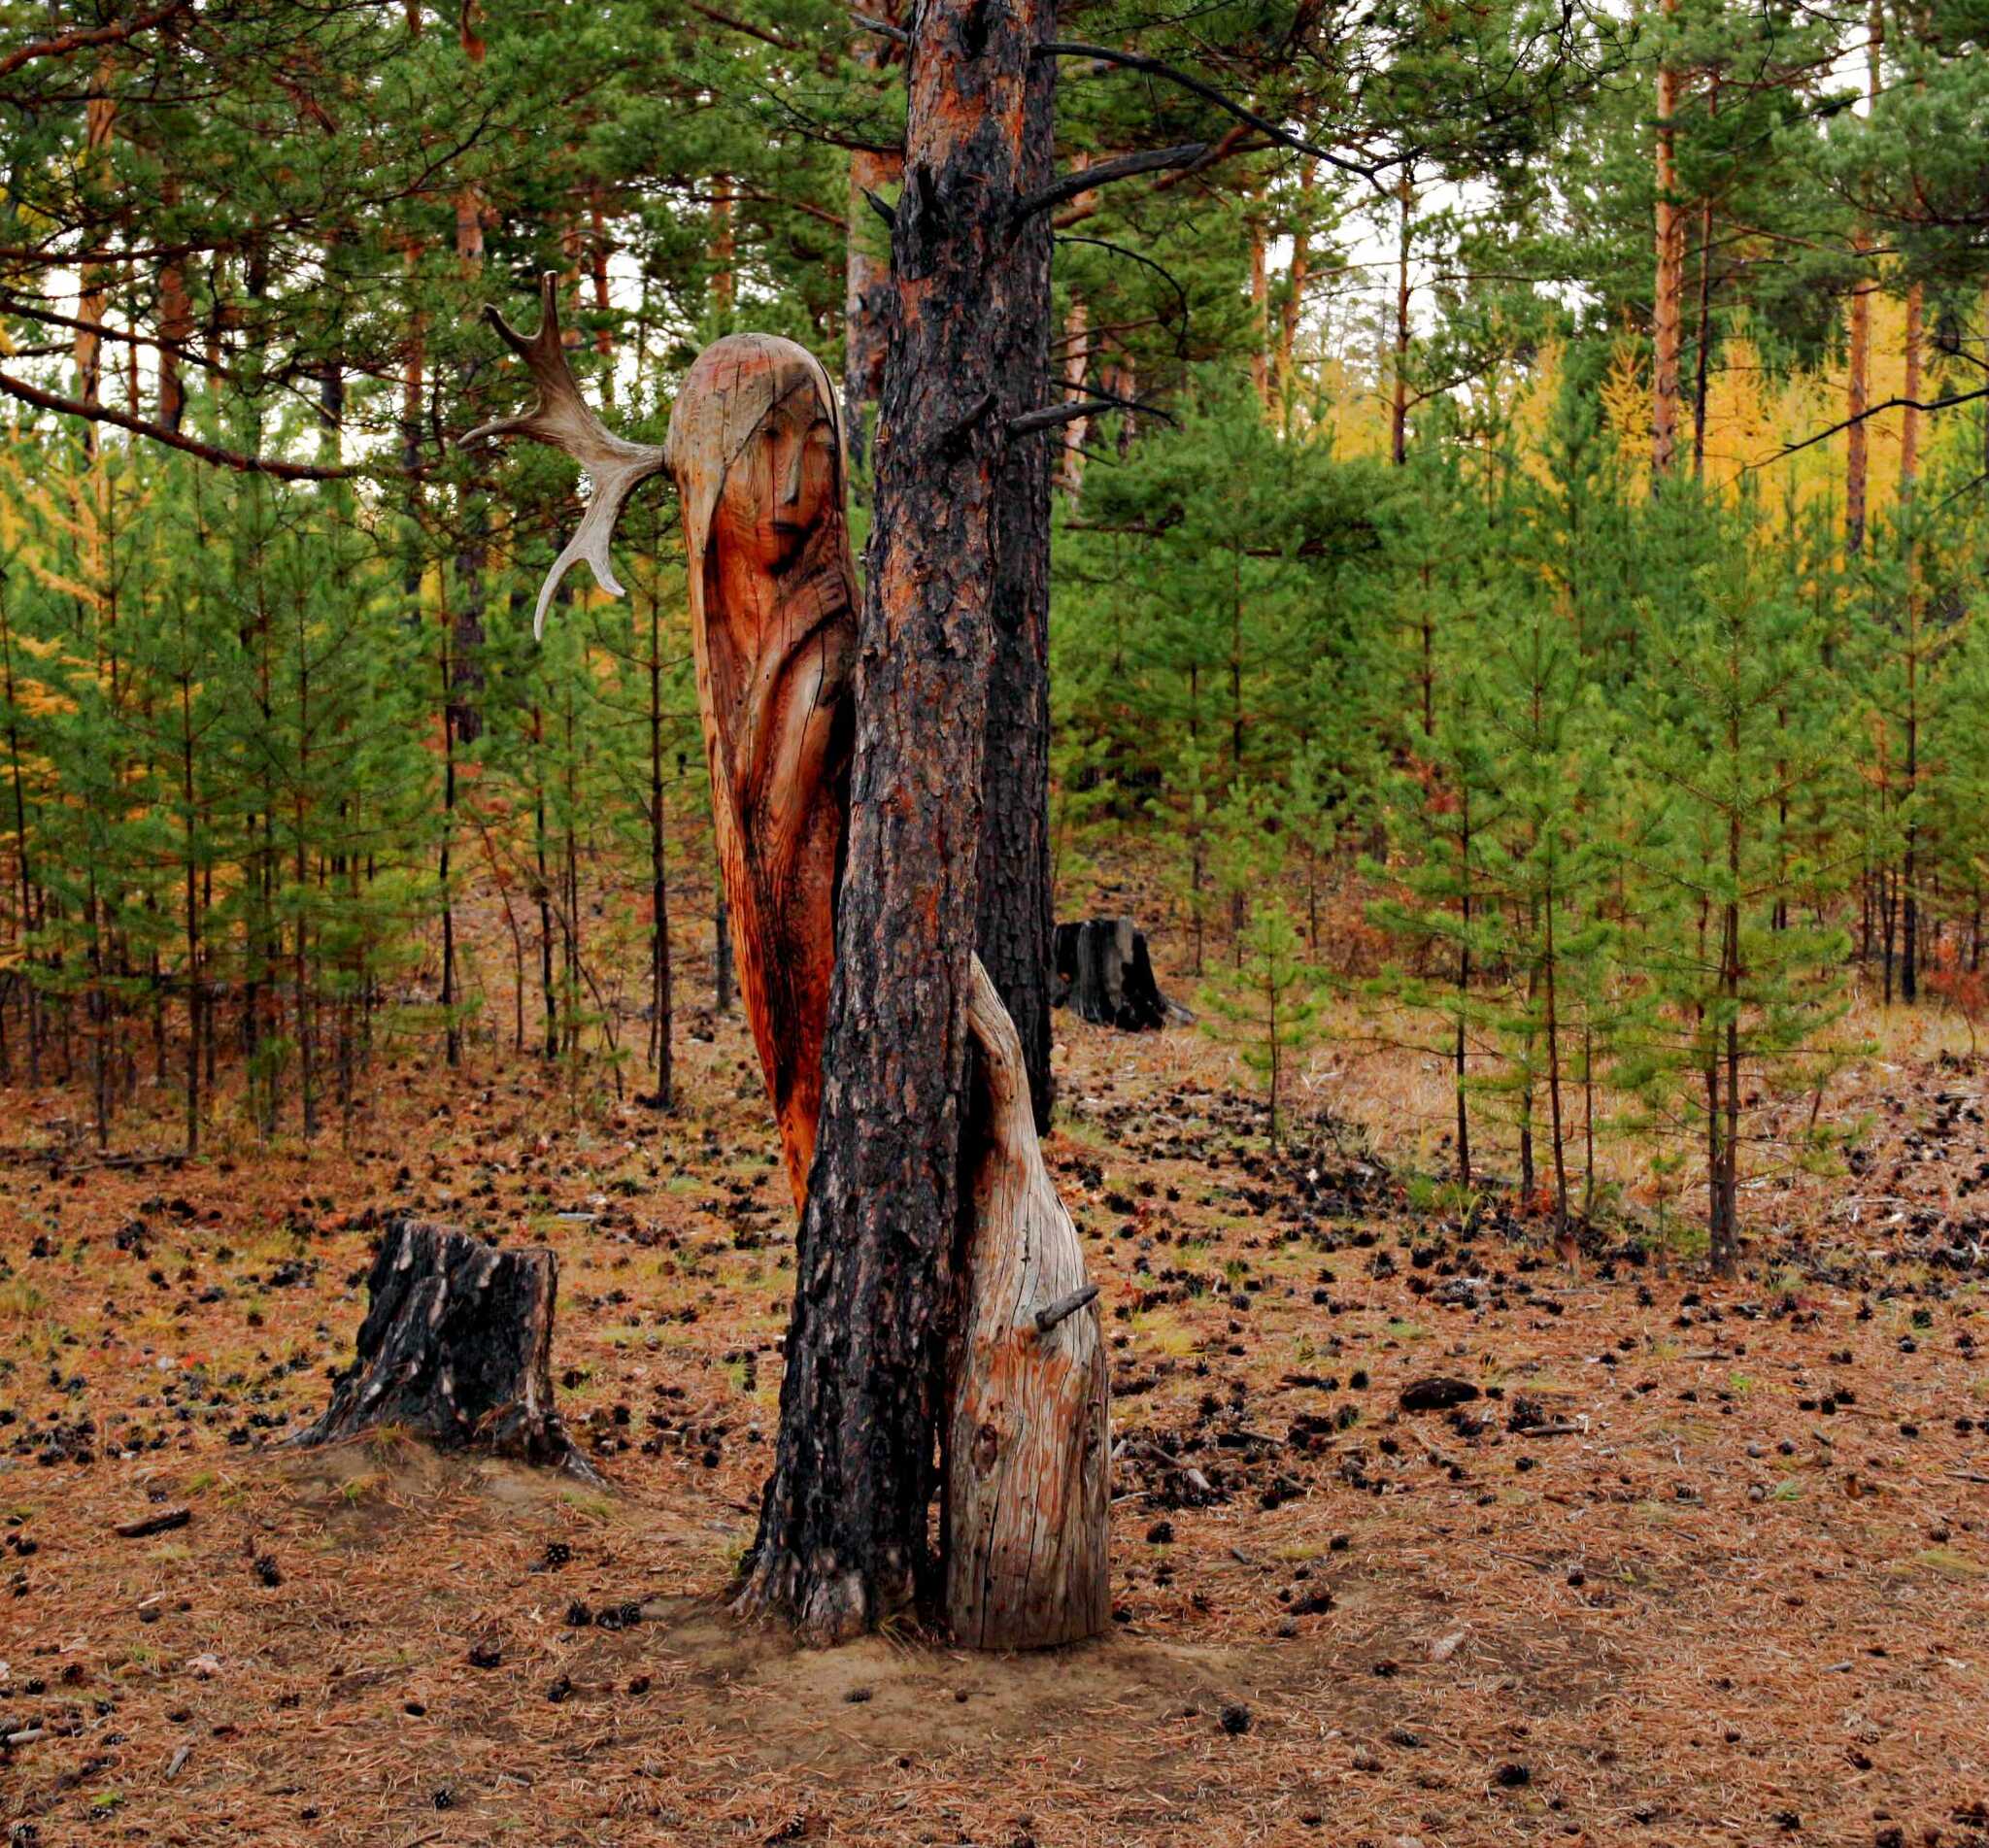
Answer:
1055, 918, 1185, 1030
732, 0, 1045, 1643
465, 7, 1103, 1633
978, 0, 1059, 1134
296, 1220, 596, 1478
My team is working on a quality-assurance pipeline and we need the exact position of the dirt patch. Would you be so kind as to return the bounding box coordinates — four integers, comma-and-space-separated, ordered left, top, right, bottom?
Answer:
618, 1596, 1397, 1773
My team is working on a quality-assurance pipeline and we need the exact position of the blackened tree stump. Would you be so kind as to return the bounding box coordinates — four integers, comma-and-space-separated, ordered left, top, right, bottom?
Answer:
1054, 918, 1189, 1030
295, 1221, 598, 1481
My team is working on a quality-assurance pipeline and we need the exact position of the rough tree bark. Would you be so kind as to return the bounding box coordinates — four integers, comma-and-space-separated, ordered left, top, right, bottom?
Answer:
296, 1220, 596, 1478
468, 252, 1107, 1645
731, 0, 1072, 1640
978, 0, 1059, 1135
663, 331, 1101, 1645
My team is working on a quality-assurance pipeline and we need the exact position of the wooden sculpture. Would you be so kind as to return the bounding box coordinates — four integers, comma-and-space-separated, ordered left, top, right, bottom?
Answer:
469, 278, 1107, 1650
664, 334, 856, 1208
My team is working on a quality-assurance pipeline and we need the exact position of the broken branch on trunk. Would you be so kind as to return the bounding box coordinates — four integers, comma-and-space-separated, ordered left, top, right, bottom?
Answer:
850, 10, 909, 43
1007, 396, 1161, 439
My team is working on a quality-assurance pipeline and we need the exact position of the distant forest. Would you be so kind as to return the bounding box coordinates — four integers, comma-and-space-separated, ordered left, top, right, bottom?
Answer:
1, 0, 1985, 1268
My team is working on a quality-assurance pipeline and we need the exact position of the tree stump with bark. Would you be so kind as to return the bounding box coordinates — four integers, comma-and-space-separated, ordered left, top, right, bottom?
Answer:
1054, 917, 1189, 1030
294, 1220, 597, 1481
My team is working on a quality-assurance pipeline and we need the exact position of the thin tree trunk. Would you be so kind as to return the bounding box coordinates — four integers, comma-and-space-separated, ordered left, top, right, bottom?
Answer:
1846, 3, 1881, 556
1391, 168, 1413, 466
842, 1, 903, 468
1651, 0, 1683, 486
1455, 782, 1471, 1189
710, 172, 735, 321
1901, 277, 1923, 1003
647, 579, 673, 1106
1689, 77, 1719, 479
1276, 158, 1317, 413
1249, 180, 1270, 407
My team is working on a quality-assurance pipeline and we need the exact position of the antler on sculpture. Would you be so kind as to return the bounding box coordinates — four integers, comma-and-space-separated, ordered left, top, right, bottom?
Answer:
464, 272, 667, 638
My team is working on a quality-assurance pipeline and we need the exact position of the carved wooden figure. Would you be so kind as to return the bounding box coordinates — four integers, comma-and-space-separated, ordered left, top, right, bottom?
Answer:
664, 336, 856, 1208
469, 278, 1107, 1650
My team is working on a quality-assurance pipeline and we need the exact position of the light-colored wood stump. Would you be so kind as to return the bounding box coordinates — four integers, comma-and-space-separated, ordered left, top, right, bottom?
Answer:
948, 957, 1110, 1649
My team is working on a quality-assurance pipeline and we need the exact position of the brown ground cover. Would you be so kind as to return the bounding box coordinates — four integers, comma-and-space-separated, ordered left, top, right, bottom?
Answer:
3, 990, 1987, 1847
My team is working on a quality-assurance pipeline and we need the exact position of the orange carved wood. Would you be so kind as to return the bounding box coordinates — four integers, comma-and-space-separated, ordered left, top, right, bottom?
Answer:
664, 335, 857, 1209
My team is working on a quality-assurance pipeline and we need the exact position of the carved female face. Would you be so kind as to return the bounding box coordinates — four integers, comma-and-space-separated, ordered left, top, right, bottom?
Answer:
712, 369, 840, 576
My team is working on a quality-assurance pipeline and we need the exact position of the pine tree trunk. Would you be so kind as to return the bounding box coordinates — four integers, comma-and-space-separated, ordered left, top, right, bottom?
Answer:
1391, 170, 1413, 466
1685, 72, 1723, 479
1056, 288, 1090, 500
1249, 183, 1270, 407
843, 3, 904, 469
648, 588, 674, 1106
1651, 0, 1683, 485
1276, 158, 1316, 406
710, 173, 735, 321
733, 0, 1047, 1642
1901, 278, 1923, 1004
978, 8, 1060, 1133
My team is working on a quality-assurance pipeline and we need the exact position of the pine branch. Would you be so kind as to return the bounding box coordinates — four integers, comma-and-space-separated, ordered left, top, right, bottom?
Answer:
676, 0, 803, 52
0, 0, 191, 82
1013, 144, 1208, 221
1034, 42, 1389, 187
0, 368, 353, 481
1749, 386, 1989, 469
1056, 235, 1190, 362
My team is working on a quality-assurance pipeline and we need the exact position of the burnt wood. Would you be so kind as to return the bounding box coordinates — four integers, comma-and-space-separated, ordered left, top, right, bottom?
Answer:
1054, 917, 1188, 1030
295, 1220, 597, 1480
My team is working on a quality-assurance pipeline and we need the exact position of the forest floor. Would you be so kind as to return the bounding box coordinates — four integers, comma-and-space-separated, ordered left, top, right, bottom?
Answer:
3, 967, 1988, 1848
